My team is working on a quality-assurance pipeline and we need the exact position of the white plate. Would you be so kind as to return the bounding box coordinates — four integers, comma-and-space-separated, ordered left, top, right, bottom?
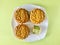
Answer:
11, 4, 48, 42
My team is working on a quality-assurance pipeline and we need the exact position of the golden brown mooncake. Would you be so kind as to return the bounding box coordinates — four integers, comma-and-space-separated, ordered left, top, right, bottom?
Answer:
30, 8, 45, 24
15, 24, 30, 39
14, 8, 29, 23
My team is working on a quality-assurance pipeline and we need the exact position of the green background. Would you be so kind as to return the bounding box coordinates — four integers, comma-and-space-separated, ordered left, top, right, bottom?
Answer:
0, 0, 60, 45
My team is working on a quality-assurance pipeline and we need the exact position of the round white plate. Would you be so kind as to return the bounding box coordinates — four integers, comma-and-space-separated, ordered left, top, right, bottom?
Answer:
11, 4, 48, 42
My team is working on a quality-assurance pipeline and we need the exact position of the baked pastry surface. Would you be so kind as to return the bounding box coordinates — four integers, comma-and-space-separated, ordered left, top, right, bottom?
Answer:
15, 24, 30, 39
14, 8, 29, 23
30, 8, 45, 24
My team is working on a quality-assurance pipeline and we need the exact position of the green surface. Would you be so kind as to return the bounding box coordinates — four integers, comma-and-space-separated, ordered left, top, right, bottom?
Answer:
0, 0, 60, 45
